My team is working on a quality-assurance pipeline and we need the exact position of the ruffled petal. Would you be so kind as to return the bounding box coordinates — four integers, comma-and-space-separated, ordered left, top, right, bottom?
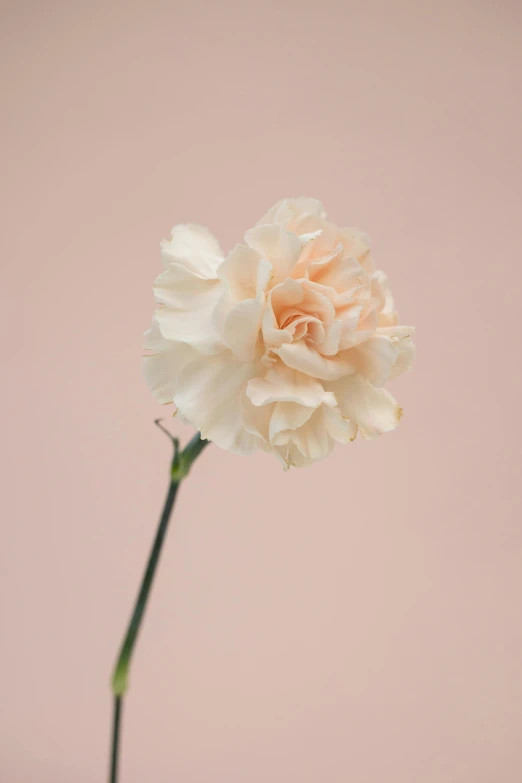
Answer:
338, 227, 373, 273
269, 278, 305, 315
262, 290, 293, 348
255, 197, 326, 229
372, 270, 398, 327
311, 253, 365, 293
217, 244, 271, 300
213, 245, 272, 360
143, 318, 171, 352
327, 374, 402, 439
377, 326, 416, 378
160, 224, 223, 277
246, 362, 336, 407
288, 407, 334, 461
173, 351, 265, 455
269, 401, 316, 445
244, 224, 305, 283
153, 263, 222, 355
273, 443, 315, 469
261, 279, 304, 348
337, 304, 364, 349
142, 320, 198, 404
299, 281, 336, 324
219, 298, 264, 361
338, 293, 381, 349
323, 406, 357, 444
240, 391, 274, 443
318, 319, 342, 356
346, 334, 401, 387
275, 340, 352, 381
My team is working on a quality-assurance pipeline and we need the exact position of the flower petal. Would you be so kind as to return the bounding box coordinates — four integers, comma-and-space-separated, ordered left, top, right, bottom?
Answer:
217, 244, 271, 301
339, 227, 373, 273
153, 263, 222, 355
220, 298, 264, 361
143, 320, 198, 404
372, 270, 399, 326
244, 224, 304, 283
269, 278, 305, 315
240, 391, 274, 443
312, 253, 365, 293
337, 304, 364, 349
255, 197, 326, 229
275, 340, 352, 381
347, 334, 401, 387
173, 351, 264, 454
262, 290, 293, 348
246, 362, 336, 407
327, 374, 402, 439
323, 406, 357, 444
160, 224, 223, 277
261, 279, 304, 348
213, 245, 272, 360
289, 407, 334, 461
377, 326, 416, 378
269, 401, 316, 444
273, 443, 315, 469
318, 319, 342, 356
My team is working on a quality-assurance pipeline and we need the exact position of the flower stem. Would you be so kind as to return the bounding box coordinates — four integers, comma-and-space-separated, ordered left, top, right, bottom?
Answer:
109, 426, 210, 783
110, 696, 122, 783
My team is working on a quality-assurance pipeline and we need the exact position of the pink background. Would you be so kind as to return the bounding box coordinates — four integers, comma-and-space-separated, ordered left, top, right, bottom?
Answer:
2, 1, 521, 781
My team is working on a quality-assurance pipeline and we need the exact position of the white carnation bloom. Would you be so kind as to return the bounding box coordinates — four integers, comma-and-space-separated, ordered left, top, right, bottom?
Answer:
144, 198, 415, 468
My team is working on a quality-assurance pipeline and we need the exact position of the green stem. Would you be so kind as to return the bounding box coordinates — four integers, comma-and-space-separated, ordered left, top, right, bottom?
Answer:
110, 697, 122, 783
109, 427, 210, 783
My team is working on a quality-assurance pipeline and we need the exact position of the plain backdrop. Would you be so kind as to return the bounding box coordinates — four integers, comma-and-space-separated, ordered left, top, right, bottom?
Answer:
1, 1, 521, 781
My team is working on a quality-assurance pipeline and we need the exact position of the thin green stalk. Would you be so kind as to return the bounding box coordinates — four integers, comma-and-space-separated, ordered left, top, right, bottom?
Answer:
109, 425, 210, 783
110, 697, 122, 783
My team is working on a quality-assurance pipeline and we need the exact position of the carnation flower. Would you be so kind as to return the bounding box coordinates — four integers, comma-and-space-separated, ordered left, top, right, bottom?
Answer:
144, 198, 414, 468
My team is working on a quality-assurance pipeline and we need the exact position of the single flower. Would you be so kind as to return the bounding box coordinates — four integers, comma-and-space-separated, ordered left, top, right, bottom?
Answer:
144, 198, 415, 468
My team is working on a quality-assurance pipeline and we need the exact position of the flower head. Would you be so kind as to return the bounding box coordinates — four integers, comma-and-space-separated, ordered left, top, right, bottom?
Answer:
144, 198, 414, 468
